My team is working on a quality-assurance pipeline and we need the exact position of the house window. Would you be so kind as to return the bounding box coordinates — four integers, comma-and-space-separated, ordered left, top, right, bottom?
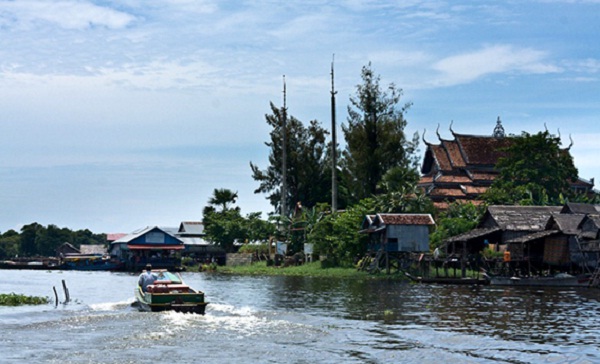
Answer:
146, 232, 165, 244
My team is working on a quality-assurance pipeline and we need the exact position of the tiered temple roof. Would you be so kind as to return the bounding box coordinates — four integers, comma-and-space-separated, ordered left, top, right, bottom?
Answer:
418, 118, 595, 209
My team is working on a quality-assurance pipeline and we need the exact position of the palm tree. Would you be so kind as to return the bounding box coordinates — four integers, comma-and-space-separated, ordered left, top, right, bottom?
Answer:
206, 188, 239, 213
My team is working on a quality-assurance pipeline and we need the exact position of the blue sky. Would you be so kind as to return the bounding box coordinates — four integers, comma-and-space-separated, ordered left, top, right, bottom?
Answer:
1, 0, 599, 234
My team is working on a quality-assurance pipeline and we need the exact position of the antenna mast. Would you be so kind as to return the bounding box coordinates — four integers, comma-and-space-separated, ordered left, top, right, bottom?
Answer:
330, 55, 338, 213
281, 75, 288, 219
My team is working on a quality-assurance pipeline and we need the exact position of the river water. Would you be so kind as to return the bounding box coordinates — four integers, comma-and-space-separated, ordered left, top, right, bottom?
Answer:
1, 270, 599, 363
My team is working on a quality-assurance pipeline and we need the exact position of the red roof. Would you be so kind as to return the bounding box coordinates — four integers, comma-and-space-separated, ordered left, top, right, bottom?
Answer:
377, 214, 435, 226
107, 233, 127, 241
127, 244, 184, 250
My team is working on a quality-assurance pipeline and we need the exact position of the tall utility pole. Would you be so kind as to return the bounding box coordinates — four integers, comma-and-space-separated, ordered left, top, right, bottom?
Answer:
330, 55, 338, 213
281, 75, 288, 219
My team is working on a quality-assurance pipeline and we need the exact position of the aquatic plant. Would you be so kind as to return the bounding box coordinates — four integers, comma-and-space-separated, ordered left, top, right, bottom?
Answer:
0, 293, 49, 306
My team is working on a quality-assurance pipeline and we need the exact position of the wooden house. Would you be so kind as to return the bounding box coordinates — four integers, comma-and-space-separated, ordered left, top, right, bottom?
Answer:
56, 242, 81, 256
445, 204, 600, 277
361, 213, 435, 273
362, 213, 434, 253
444, 205, 562, 257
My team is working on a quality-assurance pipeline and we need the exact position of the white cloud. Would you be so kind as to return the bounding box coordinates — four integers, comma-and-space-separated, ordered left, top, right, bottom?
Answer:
0, 1, 136, 30
431, 45, 561, 86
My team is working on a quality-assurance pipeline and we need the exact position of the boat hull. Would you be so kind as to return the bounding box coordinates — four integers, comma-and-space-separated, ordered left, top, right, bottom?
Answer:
135, 286, 207, 315
487, 274, 590, 287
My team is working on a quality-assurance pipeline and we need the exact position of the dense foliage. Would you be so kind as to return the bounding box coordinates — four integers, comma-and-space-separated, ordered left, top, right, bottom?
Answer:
0, 293, 49, 306
202, 188, 276, 253
341, 63, 419, 203
249, 103, 336, 214
0, 224, 106, 259
429, 202, 487, 250
307, 199, 376, 267
483, 131, 580, 205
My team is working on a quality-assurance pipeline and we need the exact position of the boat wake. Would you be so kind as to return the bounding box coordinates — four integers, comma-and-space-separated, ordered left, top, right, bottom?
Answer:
89, 298, 137, 312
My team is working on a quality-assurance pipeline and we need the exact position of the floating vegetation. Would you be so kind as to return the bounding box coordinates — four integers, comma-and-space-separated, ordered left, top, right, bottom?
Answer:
0, 293, 49, 306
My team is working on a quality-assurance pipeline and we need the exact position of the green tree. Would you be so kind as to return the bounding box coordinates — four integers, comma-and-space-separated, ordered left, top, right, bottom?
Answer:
203, 209, 246, 253
206, 188, 239, 213
373, 166, 434, 214
429, 202, 486, 250
341, 63, 418, 203
308, 199, 375, 266
0, 230, 20, 259
20, 223, 42, 256
250, 103, 333, 215
202, 189, 275, 253
244, 212, 277, 243
35, 224, 71, 256
483, 130, 579, 205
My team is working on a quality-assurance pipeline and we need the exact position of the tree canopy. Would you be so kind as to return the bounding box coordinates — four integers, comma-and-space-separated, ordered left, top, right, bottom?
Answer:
341, 63, 419, 203
483, 130, 579, 205
0, 223, 106, 259
250, 102, 334, 215
202, 188, 276, 253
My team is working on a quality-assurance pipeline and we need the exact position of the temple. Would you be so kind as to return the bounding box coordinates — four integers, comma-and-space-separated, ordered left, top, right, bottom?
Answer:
417, 117, 595, 209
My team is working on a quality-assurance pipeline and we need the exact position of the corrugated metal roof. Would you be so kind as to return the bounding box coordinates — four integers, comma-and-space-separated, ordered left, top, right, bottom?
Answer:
80, 244, 107, 255
178, 221, 205, 235
113, 226, 183, 244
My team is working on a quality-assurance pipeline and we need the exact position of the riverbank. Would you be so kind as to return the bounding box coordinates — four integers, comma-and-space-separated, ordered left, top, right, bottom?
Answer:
214, 261, 408, 280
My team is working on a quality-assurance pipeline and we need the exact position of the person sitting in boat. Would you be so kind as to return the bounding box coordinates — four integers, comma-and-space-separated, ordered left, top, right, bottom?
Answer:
138, 264, 157, 292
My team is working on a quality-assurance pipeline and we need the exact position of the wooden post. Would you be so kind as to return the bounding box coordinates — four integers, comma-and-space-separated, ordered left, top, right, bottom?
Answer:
53, 286, 58, 307
62, 280, 70, 303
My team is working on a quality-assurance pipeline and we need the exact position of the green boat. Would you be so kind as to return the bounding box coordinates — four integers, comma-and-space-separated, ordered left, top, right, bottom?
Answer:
135, 270, 208, 314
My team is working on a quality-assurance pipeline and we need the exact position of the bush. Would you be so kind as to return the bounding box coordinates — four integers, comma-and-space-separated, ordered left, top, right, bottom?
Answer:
238, 243, 269, 255
0, 293, 49, 306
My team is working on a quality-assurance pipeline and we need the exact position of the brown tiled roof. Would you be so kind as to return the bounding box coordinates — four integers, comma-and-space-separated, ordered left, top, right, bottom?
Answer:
431, 144, 452, 171
462, 185, 489, 194
377, 213, 435, 226
454, 134, 513, 165
442, 140, 466, 168
418, 175, 434, 184
434, 199, 485, 210
434, 201, 450, 210
468, 172, 498, 181
429, 187, 466, 197
435, 174, 472, 184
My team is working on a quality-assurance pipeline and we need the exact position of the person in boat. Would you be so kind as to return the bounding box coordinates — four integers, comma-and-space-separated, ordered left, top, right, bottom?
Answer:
138, 263, 157, 292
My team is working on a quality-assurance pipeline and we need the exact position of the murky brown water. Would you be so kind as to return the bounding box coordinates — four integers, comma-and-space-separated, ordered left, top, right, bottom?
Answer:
1, 270, 599, 363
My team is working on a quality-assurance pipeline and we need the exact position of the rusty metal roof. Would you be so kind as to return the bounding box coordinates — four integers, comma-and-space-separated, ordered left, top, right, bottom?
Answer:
375, 213, 435, 226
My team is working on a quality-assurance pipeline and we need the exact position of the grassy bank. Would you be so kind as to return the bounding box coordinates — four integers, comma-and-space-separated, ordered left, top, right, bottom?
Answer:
0, 293, 49, 306
215, 261, 407, 280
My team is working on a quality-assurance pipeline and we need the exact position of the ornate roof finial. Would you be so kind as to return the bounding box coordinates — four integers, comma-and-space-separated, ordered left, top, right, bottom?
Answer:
493, 116, 505, 138
567, 134, 574, 150
449, 120, 454, 134
422, 129, 429, 145
436, 123, 441, 140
